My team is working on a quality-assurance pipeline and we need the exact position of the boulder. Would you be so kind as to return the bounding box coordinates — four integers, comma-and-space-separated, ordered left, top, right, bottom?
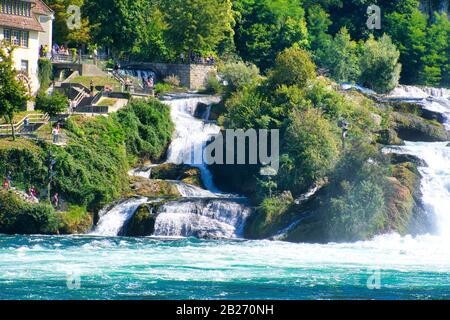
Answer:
390, 153, 428, 167
125, 204, 156, 237
129, 176, 180, 198
392, 112, 449, 142
151, 163, 204, 188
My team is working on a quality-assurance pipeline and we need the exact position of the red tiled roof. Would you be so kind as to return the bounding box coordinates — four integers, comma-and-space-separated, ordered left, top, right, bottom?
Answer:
0, 13, 44, 32
33, 0, 53, 15
0, 0, 52, 32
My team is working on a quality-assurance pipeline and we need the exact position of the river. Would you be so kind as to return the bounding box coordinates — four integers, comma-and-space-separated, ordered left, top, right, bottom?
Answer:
0, 86, 449, 300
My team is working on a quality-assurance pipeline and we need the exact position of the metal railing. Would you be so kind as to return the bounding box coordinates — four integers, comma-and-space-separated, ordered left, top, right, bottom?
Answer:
0, 113, 50, 135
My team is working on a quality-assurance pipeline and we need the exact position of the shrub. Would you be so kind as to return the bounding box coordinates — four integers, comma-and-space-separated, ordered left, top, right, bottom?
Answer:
35, 91, 69, 117
37, 58, 53, 91
358, 34, 402, 93
163, 74, 180, 87
204, 72, 222, 94
269, 47, 316, 88
219, 61, 260, 93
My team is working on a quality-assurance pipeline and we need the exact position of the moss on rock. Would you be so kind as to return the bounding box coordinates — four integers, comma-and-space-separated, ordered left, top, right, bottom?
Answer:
151, 163, 204, 188
128, 176, 180, 198
125, 204, 156, 237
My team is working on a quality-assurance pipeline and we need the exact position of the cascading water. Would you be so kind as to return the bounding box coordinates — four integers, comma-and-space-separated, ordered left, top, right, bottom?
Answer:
91, 197, 149, 236
162, 95, 222, 192
385, 86, 450, 238
153, 198, 251, 238
149, 95, 252, 238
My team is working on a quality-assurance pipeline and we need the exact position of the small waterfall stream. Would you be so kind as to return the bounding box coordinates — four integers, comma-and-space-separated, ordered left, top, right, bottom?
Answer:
384, 86, 450, 238
91, 197, 149, 236
92, 94, 252, 238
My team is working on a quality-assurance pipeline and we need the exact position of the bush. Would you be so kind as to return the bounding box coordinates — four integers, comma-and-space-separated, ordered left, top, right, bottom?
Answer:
204, 72, 222, 94
0, 189, 58, 234
278, 109, 340, 195
154, 83, 173, 95
163, 75, 180, 87
358, 34, 402, 93
219, 61, 260, 93
37, 58, 53, 91
328, 179, 386, 241
269, 47, 316, 88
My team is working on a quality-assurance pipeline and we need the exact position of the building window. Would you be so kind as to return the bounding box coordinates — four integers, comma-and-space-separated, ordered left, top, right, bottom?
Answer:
21, 31, 28, 47
3, 29, 11, 42
1, 0, 31, 17
11, 30, 20, 46
3, 29, 28, 48
21, 60, 28, 75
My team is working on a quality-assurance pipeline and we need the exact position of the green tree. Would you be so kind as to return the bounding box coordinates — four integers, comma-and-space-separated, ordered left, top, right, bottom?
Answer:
161, 0, 235, 57
45, 0, 91, 47
269, 47, 316, 88
278, 109, 340, 195
233, 0, 308, 70
358, 34, 402, 93
319, 27, 360, 83
0, 45, 29, 140
386, 8, 428, 84
35, 91, 69, 118
85, 0, 151, 57
307, 5, 332, 61
419, 13, 450, 86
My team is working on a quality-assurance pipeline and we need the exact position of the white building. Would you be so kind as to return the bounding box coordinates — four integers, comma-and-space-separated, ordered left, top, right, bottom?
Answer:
0, 0, 53, 95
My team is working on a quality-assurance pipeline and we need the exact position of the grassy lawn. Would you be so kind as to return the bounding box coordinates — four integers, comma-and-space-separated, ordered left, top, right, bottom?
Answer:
71, 76, 120, 90
0, 110, 42, 125
0, 137, 40, 152
96, 97, 119, 106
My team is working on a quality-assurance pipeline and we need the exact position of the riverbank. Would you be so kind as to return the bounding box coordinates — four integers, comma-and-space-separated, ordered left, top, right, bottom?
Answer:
0, 98, 174, 235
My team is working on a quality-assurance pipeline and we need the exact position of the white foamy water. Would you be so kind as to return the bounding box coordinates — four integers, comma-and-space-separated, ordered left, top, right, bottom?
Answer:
162, 95, 221, 192
171, 180, 218, 198
383, 85, 450, 239
91, 197, 149, 236
153, 199, 251, 238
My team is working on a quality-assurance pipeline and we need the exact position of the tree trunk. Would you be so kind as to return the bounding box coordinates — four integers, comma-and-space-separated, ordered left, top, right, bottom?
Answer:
9, 115, 15, 141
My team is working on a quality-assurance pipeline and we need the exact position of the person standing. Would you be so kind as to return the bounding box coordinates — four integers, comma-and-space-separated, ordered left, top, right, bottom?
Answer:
52, 126, 59, 144
52, 193, 59, 208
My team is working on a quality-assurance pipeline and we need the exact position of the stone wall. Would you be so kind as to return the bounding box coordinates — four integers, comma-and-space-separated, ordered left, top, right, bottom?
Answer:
121, 62, 216, 90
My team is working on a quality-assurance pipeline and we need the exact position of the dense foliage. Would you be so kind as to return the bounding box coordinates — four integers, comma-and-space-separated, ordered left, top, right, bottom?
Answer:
0, 98, 174, 233
50, 0, 448, 88
0, 44, 29, 140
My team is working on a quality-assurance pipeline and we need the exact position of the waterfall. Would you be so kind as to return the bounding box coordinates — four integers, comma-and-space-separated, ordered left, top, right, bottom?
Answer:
171, 181, 218, 198
128, 165, 157, 179
162, 95, 222, 192
385, 85, 450, 238
153, 199, 251, 238
91, 197, 149, 236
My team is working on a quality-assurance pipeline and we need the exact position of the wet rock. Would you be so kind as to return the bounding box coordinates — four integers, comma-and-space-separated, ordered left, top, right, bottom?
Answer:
125, 204, 156, 237
129, 176, 180, 198
390, 153, 428, 167
151, 163, 203, 188
392, 112, 449, 142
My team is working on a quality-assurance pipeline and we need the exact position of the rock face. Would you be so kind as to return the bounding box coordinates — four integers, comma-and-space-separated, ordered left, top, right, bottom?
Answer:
129, 176, 180, 198
151, 163, 203, 188
392, 112, 449, 142
125, 204, 156, 237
